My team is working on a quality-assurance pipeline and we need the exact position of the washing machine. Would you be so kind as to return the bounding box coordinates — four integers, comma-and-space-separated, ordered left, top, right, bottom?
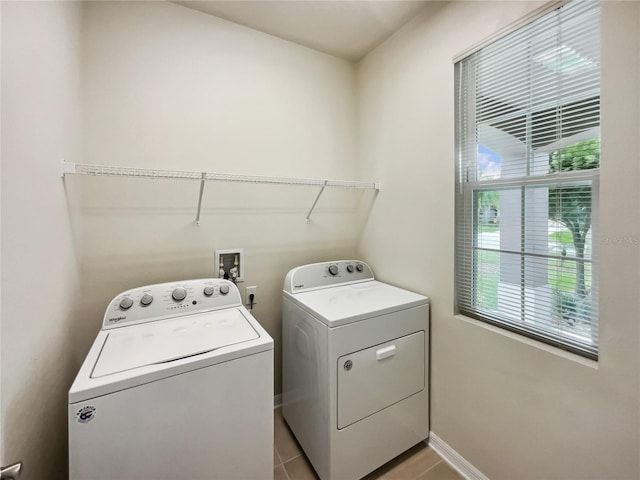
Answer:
282, 260, 429, 480
69, 278, 273, 480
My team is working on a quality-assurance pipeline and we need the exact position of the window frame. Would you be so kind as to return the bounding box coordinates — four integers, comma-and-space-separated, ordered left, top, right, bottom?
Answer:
453, 1, 600, 360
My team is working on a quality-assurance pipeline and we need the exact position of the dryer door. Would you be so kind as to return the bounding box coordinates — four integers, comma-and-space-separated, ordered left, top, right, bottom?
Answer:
337, 331, 425, 429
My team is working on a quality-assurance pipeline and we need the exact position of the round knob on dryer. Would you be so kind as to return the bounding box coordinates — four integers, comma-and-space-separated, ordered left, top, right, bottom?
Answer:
356, 263, 364, 272
172, 287, 187, 302
140, 294, 153, 306
203, 286, 214, 297
219, 284, 230, 295
346, 264, 354, 273
119, 297, 133, 310
328, 265, 339, 276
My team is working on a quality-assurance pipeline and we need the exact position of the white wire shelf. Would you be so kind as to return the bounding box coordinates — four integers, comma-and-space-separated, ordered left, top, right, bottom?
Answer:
61, 161, 379, 223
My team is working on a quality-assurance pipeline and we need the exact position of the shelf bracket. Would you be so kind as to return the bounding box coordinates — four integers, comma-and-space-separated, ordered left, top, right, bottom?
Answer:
195, 172, 206, 225
306, 180, 327, 223
61, 160, 76, 177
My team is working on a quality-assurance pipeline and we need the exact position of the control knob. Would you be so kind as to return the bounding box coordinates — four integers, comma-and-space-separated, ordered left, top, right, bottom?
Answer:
119, 297, 133, 310
328, 265, 339, 276
203, 286, 214, 297
356, 263, 364, 272
140, 294, 153, 306
219, 284, 230, 295
346, 264, 354, 273
172, 287, 187, 302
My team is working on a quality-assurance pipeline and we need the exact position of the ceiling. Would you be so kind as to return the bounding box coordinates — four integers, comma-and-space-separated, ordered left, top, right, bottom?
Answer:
173, 1, 429, 62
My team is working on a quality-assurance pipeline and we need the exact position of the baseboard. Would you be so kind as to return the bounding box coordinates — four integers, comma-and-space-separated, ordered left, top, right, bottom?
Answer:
273, 393, 282, 408
428, 432, 489, 480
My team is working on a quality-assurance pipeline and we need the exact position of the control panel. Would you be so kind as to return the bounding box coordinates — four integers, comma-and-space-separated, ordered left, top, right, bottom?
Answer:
283, 260, 374, 294
102, 279, 241, 329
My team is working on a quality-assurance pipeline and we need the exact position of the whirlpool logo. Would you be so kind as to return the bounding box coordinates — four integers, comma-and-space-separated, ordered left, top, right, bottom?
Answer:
76, 405, 96, 424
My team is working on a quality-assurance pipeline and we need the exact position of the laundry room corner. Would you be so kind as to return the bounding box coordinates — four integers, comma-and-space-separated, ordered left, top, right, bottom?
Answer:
3, 0, 640, 479
74, 0, 367, 398
2, 0, 369, 477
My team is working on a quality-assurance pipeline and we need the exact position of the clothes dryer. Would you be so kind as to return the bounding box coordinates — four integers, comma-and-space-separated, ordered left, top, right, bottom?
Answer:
282, 261, 429, 480
69, 278, 273, 480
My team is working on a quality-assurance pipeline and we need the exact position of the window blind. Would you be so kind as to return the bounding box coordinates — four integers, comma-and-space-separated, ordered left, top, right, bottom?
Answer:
454, 0, 600, 359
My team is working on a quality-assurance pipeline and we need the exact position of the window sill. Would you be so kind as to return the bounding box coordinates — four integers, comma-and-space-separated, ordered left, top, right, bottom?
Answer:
453, 313, 599, 369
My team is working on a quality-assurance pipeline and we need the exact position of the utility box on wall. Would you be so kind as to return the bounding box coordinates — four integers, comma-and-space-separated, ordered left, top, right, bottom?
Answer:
215, 248, 244, 283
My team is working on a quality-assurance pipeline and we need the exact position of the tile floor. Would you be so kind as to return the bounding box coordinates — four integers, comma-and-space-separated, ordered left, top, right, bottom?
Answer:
274, 407, 463, 480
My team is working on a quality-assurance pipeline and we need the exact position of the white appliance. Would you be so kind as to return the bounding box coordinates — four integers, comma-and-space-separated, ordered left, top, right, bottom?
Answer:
69, 278, 273, 480
282, 260, 429, 480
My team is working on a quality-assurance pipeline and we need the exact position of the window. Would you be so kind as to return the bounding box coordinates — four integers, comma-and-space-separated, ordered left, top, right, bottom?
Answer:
454, 0, 600, 359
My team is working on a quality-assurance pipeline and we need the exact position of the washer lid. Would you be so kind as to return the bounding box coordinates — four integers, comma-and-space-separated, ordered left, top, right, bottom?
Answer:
91, 308, 259, 378
289, 280, 428, 327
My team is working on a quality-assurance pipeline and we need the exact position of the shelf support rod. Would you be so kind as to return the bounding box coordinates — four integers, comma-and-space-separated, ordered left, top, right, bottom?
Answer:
306, 180, 327, 223
195, 172, 206, 225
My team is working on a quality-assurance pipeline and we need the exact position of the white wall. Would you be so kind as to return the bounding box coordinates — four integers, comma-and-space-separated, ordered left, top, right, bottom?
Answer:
356, 1, 640, 479
1, 1, 83, 478
76, 1, 362, 396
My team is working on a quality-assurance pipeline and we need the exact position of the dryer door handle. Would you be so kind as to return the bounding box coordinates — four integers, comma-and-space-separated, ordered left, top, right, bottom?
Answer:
376, 345, 396, 360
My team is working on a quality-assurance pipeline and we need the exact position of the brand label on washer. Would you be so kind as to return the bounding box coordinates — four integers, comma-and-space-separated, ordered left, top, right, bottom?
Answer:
76, 405, 96, 424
